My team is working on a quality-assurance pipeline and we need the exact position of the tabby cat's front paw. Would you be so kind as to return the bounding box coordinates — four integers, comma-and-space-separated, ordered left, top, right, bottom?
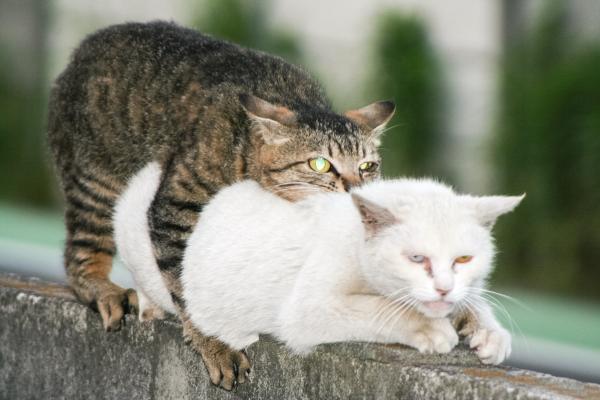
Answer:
469, 327, 511, 365
411, 317, 459, 354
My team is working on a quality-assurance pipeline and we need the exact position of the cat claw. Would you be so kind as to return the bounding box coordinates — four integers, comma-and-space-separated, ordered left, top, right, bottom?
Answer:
95, 285, 138, 331
199, 341, 251, 390
470, 327, 511, 365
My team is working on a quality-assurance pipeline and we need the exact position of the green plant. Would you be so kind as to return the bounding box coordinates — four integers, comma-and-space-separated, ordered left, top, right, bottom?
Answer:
493, 2, 600, 299
0, 48, 54, 209
367, 13, 444, 179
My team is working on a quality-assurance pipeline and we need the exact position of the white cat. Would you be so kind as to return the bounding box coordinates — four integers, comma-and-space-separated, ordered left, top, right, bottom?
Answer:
114, 162, 523, 364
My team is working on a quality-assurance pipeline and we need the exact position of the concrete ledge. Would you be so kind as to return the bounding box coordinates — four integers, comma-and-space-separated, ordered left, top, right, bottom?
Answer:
1, 274, 599, 400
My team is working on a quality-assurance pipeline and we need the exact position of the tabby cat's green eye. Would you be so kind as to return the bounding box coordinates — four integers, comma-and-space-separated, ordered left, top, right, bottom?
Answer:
359, 162, 377, 172
309, 157, 331, 173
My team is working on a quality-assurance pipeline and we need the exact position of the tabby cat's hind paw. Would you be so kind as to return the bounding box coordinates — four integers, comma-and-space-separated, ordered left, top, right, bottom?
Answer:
92, 282, 138, 331
197, 337, 252, 391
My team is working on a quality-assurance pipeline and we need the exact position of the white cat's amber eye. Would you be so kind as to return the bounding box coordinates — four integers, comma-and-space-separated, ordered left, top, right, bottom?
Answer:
408, 255, 426, 263
359, 161, 377, 173
309, 157, 331, 173
455, 256, 473, 264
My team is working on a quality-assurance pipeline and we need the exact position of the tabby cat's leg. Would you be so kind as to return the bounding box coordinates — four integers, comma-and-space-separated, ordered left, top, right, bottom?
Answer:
157, 270, 251, 390
148, 167, 251, 390
63, 172, 138, 331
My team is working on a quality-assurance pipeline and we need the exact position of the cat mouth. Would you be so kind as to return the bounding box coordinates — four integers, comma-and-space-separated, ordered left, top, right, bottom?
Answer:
423, 300, 454, 311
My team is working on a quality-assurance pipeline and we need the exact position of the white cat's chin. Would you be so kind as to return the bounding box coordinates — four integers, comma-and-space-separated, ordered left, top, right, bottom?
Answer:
419, 301, 454, 318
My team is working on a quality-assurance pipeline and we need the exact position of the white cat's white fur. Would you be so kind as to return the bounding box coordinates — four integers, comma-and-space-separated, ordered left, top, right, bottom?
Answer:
114, 162, 523, 365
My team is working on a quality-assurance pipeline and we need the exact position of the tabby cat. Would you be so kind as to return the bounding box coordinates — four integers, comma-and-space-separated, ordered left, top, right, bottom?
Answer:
47, 21, 394, 390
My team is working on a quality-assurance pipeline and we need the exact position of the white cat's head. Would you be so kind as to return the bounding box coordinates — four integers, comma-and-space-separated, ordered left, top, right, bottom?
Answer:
352, 179, 524, 319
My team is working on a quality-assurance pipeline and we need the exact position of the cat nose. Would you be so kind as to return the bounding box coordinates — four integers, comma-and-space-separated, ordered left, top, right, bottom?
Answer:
436, 287, 450, 297
341, 176, 361, 191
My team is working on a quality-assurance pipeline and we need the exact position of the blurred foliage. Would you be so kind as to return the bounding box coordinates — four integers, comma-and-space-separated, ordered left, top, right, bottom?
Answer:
0, 4, 54, 209
367, 13, 445, 179
493, 2, 600, 300
192, 0, 303, 65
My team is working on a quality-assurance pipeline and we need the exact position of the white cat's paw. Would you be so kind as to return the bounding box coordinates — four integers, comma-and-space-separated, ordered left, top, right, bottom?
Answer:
469, 326, 511, 365
411, 318, 459, 354
139, 304, 166, 322
137, 291, 166, 322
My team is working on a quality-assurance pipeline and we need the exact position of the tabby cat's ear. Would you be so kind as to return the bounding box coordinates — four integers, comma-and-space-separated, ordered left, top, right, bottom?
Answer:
463, 194, 525, 229
240, 94, 297, 145
344, 100, 395, 144
351, 193, 397, 236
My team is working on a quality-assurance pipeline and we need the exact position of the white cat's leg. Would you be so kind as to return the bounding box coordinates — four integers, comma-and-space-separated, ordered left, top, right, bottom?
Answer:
137, 290, 166, 322
457, 302, 511, 365
280, 294, 458, 354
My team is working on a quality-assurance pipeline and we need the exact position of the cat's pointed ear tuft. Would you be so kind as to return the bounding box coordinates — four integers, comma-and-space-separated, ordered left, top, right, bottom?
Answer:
351, 193, 397, 236
240, 93, 296, 146
466, 194, 525, 229
344, 100, 395, 144
239, 93, 297, 126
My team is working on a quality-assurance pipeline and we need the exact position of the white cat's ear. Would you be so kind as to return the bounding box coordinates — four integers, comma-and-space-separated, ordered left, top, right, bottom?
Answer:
240, 93, 296, 145
351, 193, 397, 236
344, 100, 395, 145
465, 194, 525, 229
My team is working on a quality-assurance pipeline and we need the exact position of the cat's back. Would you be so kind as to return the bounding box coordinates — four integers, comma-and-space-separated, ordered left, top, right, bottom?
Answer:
47, 21, 329, 175
53, 21, 328, 109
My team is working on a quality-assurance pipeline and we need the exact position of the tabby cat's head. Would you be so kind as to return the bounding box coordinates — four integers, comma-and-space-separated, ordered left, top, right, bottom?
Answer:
241, 94, 395, 201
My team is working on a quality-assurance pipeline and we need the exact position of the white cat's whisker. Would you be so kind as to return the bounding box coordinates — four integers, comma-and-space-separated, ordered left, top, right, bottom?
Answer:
371, 291, 409, 318
376, 297, 417, 341
460, 296, 483, 326
373, 299, 410, 338
382, 298, 419, 343
470, 287, 532, 312
465, 289, 529, 354
370, 292, 412, 328
473, 291, 524, 343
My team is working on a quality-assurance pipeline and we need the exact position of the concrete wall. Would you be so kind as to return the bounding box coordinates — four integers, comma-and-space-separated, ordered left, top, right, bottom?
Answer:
2, 273, 599, 400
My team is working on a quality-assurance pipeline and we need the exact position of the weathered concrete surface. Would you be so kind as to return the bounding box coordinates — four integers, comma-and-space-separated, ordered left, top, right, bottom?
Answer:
1, 273, 599, 400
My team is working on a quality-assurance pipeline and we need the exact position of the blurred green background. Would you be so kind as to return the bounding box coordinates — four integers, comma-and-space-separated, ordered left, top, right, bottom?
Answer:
0, 0, 598, 383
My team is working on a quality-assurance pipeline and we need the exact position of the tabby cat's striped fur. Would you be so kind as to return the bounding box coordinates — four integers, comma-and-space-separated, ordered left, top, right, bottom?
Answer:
47, 21, 394, 390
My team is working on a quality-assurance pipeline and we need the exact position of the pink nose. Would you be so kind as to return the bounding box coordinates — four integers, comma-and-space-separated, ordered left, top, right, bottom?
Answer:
436, 288, 450, 297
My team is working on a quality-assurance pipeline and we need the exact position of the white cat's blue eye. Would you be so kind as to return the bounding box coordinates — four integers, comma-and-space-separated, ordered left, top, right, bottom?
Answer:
408, 255, 425, 263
